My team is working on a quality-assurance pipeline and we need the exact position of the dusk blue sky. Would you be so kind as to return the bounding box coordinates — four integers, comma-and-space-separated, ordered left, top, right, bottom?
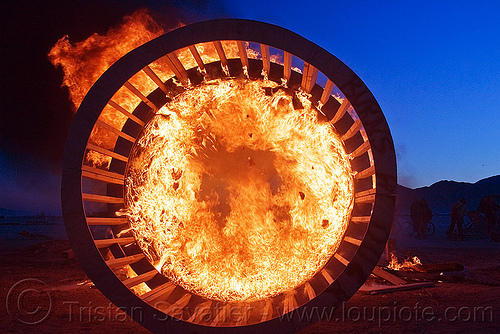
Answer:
220, 0, 500, 189
1, 0, 499, 215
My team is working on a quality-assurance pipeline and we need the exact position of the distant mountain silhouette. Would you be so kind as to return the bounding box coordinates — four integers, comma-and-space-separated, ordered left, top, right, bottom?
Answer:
396, 175, 500, 215
0, 207, 30, 217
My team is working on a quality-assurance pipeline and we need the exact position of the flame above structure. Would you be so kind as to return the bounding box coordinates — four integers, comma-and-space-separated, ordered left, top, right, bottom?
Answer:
61, 18, 397, 333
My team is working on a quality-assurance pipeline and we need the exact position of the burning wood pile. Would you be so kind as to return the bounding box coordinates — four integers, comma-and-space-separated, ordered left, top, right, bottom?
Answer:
361, 253, 465, 295
387, 253, 465, 283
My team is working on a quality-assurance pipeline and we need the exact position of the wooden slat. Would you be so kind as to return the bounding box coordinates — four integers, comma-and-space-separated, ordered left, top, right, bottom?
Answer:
142, 65, 169, 95
320, 80, 335, 105
304, 282, 316, 300
237, 41, 249, 69
330, 99, 351, 124
350, 140, 371, 158
355, 165, 375, 179
163, 293, 191, 315
140, 282, 171, 300
95, 119, 135, 143
351, 216, 371, 223
283, 293, 298, 314
234, 306, 250, 327
123, 81, 157, 111
213, 41, 228, 67
86, 143, 128, 162
301, 62, 311, 91
107, 100, 146, 126
142, 282, 177, 304
81, 166, 124, 185
362, 282, 435, 295
106, 254, 144, 268
283, 52, 292, 82
210, 304, 231, 326
261, 44, 270, 74
308, 65, 319, 92
82, 193, 124, 204
86, 217, 128, 225
355, 194, 376, 204
341, 118, 363, 141
165, 52, 189, 84
388, 270, 464, 283
82, 165, 124, 180
260, 300, 273, 322
334, 253, 350, 267
188, 45, 205, 71
301, 62, 318, 93
123, 270, 157, 288
162, 54, 182, 79
356, 188, 376, 198
81, 171, 123, 185
321, 269, 334, 284
344, 236, 362, 246
94, 237, 135, 249
187, 301, 212, 324
372, 266, 407, 285
413, 262, 464, 273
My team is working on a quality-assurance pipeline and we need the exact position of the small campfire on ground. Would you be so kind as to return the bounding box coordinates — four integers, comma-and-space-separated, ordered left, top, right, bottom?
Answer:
387, 253, 464, 276
387, 253, 422, 271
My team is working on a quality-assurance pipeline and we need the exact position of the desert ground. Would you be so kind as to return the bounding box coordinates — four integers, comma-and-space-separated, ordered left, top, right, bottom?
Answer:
1, 216, 499, 333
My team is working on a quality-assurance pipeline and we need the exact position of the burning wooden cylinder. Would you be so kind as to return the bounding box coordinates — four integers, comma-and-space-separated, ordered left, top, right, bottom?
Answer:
62, 19, 396, 333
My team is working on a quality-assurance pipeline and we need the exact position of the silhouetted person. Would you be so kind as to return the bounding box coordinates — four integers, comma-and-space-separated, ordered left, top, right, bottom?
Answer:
410, 196, 420, 235
447, 198, 467, 240
416, 198, 432, 239
478, 196, 497, 235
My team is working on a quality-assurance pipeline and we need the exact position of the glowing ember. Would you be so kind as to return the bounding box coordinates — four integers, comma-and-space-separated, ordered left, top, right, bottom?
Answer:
122, 78, 354, 302
387, 253, 422, 271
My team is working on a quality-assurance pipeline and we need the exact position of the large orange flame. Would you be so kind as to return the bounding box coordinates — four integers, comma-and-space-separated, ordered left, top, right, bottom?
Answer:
49, 10, 168, 167
48, 9, 165, 110
123, 78, 354, 302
